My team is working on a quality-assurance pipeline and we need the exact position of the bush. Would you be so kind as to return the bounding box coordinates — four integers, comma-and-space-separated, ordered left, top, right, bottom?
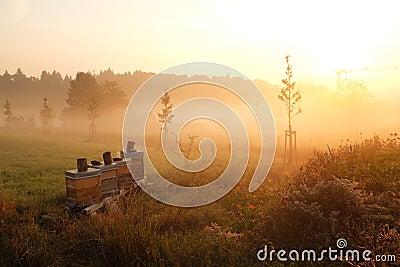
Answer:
254, 135, 400, 266
262, 178, 364, 250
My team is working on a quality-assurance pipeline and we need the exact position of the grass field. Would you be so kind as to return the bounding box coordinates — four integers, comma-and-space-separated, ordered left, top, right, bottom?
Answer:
0, 130, 399, 266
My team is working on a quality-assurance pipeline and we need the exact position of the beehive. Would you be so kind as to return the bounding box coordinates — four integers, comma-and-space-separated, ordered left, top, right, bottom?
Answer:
124, 151, 144, 180
115, 159, 135, 189
90, 163, 119, 198
65, 168, 102, 207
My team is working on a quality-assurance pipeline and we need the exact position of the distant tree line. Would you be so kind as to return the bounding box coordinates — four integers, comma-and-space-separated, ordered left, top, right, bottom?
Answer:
0, 66, 375, 140
0, 68, 71, 101
0, 68, 153, 134
3, 97, 54, 134
64, 72, 127, 115
0, 68, 153, 108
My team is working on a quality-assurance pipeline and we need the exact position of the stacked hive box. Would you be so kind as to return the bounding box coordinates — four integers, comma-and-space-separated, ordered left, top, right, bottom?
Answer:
90, 163, 120, 198
65, 168, 102, 207
115, 159, 135, 189
124, 151, 145, 180
65, 144, 145, 208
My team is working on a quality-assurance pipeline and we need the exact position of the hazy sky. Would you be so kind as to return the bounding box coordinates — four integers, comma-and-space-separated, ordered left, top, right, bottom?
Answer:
1, 0, 400, 93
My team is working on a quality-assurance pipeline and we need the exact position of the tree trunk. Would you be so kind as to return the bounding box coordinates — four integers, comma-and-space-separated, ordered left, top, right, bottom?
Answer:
288, 124, 293, 164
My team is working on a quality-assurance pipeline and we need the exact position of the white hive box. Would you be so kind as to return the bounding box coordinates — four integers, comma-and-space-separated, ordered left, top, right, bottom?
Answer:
123, 151, 145, 181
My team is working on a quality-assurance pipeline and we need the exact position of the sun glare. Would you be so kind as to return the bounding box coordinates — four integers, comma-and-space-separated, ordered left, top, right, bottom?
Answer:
212, 0, 397, 83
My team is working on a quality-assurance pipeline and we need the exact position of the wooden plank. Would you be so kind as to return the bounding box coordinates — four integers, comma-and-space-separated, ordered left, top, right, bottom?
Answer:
66, 197, 100, 208
100, 169, 117, 179
67, 193, 101, 203
118, 174, 135, 189
119, 185, 133, 190
118, 177, 134, 184
117, 165, 130, 175
66, 189, 101, 201
66, 175, 101, 190
78, 200, 100, 207
129, 157, 144, 179
74, 177, 100, 189
66, 177, 105, 206
82, 188, 133, 215
101, 178, 118, 191
65, 178, 76, 187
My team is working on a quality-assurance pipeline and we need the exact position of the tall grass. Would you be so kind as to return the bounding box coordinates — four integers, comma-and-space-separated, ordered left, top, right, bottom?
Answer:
0, 131, 399, 266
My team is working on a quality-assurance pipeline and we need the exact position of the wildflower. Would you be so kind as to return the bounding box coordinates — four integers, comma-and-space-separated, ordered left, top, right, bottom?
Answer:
248, 204, 256, 210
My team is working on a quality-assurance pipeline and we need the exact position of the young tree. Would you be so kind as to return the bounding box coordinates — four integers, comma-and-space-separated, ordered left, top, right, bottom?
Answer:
3, 99, 12, 128
183, 133, 199, 159
278, 55, 302, 164
40, 98, 55, 135
27, 114, 36, 129
88, 98, 99, 141
157, 92, 175, 142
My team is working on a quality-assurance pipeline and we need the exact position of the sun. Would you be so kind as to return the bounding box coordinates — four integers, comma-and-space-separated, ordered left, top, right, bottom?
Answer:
211, 0, 396, 85
317, 44, 370, 73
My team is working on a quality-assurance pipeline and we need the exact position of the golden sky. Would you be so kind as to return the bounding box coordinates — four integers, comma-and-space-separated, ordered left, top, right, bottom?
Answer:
1, 0, 400, 92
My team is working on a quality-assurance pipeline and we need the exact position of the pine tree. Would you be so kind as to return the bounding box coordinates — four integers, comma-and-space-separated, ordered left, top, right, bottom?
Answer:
40, 98, 55, 135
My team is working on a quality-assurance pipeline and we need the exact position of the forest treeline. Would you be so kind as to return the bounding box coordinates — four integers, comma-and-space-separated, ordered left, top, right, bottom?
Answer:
0, 68, 153, 130
0, 67, 397, 145
0, 68, 273, 132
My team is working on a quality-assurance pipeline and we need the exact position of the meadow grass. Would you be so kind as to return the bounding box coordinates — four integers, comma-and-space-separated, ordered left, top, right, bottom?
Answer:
0, 130, 399, 266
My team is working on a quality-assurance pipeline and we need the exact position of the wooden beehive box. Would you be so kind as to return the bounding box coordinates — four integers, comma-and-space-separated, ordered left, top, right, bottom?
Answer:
124, 151, 144, 180
65, 168, 102, 207
90, 163, 119, 198
114, 159, 135, 190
